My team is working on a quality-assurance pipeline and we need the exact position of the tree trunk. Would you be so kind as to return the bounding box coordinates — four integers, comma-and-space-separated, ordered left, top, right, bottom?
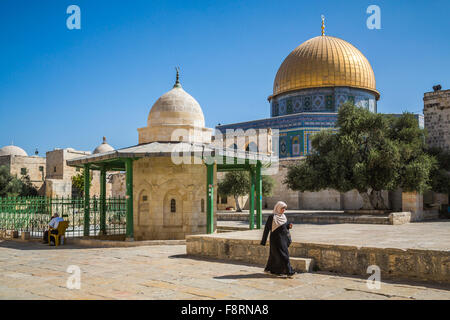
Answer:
234, 195, 242, 212
360, 191, 373, 210
359, 189, 388, 210
369, 190, 388, 210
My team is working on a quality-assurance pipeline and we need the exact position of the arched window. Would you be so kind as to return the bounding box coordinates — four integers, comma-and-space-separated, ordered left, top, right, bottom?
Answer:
245, 142, 258, 152
201, 199, 205, 213
170, 199, 176, 213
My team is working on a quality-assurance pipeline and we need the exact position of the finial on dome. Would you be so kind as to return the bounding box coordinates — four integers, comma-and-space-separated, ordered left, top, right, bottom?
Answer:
102, 136, 107, 144
174, 67, 182, 88
321, 15, 325, 36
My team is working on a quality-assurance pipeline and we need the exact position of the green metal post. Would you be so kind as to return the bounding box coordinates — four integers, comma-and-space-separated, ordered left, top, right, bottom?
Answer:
125, 158, 134, 240
256, 161, 263, 229
100, 166, 107, 235
206, 163, 214, 234
83, 164, 90, 236
249, 167, 255, 230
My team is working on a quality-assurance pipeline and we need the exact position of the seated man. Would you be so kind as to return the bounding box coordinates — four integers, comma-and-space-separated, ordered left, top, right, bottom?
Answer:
42, 213, 64, 245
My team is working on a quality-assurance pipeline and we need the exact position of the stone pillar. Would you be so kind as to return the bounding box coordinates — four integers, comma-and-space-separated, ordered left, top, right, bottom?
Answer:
249, 167, 255, 230
206, 163, 214, 234
83, 164, 90, 236
125, 159, 134, 240
402, 192, 424, 222
256, 161, 263, 229
100, 166, 107, 235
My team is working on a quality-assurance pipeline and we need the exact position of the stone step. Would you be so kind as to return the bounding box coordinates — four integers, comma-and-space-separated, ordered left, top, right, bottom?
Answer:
217, 226, 249, 233
290, 257, 315, 273
217, 212, 392, 225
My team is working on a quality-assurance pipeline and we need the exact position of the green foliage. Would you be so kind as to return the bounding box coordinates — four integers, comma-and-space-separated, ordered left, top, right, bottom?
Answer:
218, 171, 250, 199
262, 174, 275, 197
0, 165, 38, 197
218, 171, 275, 198
71, 169, 92, 197
427, 147, 450, 194
217, 171, 275, 211
284, 103, 437, 209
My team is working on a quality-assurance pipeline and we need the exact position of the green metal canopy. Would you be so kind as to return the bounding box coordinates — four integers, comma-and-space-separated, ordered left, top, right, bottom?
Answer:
66, 141, 278, 239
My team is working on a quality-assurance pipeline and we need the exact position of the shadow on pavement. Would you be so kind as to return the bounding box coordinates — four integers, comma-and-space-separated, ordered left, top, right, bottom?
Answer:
213, 273, 275, 280
0, 240, 101, 250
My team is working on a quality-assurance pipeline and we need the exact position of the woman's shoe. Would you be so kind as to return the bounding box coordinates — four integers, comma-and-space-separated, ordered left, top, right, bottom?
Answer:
287, 272, 296, 278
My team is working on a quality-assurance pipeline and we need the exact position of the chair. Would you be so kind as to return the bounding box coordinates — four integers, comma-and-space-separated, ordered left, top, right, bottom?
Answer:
48, 221, 69, 246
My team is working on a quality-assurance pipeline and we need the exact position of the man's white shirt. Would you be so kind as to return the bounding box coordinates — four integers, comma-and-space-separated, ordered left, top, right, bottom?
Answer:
49, 217, 64, 229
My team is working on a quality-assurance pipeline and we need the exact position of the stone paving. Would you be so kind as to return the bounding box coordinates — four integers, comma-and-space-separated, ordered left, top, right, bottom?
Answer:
215, 220, 450, 251
0, 240, 449, 300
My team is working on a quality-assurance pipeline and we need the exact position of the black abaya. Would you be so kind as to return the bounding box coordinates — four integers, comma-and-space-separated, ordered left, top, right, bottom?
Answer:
260, 214, 294, 275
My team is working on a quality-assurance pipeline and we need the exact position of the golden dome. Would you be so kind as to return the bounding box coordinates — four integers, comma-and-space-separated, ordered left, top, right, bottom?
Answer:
272, 35, 379, 100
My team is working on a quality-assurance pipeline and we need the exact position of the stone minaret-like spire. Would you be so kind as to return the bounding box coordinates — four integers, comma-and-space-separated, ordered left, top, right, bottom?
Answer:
174, 67, 182, 88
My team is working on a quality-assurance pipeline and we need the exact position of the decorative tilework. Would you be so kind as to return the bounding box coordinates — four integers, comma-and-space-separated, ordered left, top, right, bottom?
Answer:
303, 96, 312, 111
272, 103, 279, 117
286, 99, 293, 114
279, 101, 286, 115
325, 95, 334, 110
271, 87, 376, 115
294, 99, 302, 113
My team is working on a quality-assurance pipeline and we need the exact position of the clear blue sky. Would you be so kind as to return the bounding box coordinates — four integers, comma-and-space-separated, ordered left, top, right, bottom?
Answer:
0, 0, 449, 155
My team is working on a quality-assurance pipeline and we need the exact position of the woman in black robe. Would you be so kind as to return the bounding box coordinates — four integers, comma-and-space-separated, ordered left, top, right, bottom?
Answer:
260, 201, 295, 278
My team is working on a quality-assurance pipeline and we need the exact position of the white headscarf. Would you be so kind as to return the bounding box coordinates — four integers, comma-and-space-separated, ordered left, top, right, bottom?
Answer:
272, 201, 287, 232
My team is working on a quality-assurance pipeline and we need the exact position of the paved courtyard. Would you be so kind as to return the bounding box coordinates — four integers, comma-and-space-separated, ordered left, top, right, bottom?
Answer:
216, 220, 450, 250
0, 240, 449, 300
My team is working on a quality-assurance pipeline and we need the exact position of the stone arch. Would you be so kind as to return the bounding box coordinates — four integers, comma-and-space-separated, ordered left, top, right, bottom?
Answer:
245, 141, 258, 152
163, 188, 184, 227
194, 184, 207, 227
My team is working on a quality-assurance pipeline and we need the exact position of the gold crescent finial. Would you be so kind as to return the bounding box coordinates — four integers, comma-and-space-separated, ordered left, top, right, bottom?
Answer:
321, 15, 325, 36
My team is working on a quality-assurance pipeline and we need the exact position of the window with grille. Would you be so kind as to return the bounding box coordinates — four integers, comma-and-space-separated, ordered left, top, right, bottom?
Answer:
170, 199, 176, 213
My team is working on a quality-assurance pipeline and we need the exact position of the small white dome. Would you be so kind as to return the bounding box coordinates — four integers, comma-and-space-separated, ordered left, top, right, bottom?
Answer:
93, 137, 114, 154
147, 81, 205, 128
0, 145, 28, 157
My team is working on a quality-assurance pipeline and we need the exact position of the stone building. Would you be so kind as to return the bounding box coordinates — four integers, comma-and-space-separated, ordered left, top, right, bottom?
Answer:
423, 85, 450, 152
66, 72, 274, 239
216, 21, 423, 211
45, 138, 118, 198
0, 145, 46, 194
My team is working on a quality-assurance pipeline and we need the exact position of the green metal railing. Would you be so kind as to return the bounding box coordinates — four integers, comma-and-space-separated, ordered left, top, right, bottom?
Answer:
0, 196, 126, 238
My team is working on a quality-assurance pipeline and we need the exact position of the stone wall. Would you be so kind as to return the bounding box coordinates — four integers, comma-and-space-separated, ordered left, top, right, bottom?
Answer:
45, 148, 116, 198
45, 179, 72, 198
186, 234, 450, 284
1, 155, 46, 192
423, 88, 450, 152
402, 192, 424, 222
111, 172, 126, 197
264, 160, 299, 209
261, 160, 396, 211
132, 157, 216, 240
